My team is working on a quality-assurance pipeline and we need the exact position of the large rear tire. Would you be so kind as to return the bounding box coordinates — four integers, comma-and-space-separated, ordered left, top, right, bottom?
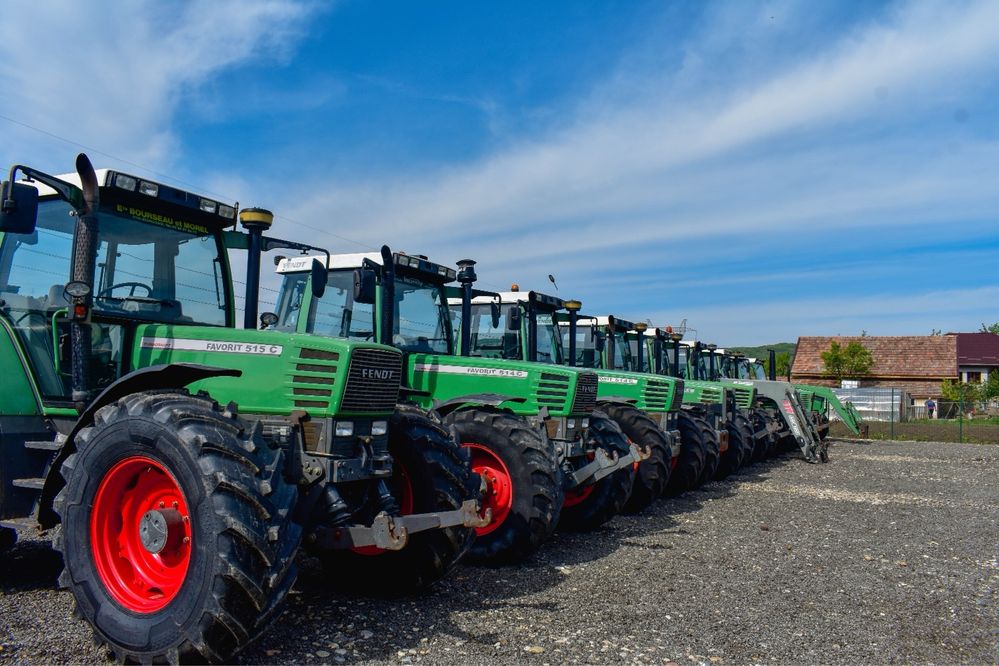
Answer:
445, 408, 562, 565
696, 418, 722, 486
318, 404, 477, 593
749, 408, 774, 463
53, 390, 301, 664
558, 412, 634, 532
597, 402, 671, 514
717, 412, 754, 478
664, 411, 709, 496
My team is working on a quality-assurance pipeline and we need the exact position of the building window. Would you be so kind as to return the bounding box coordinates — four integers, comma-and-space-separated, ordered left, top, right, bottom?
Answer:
966, 371, 982, 383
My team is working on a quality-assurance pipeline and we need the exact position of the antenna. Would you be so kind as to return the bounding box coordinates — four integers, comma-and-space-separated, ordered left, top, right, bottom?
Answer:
547, 274, 558, 291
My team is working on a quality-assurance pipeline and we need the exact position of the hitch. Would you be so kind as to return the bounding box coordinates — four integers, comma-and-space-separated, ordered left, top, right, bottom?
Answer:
315, 500, 491, 550
568, 446, 635, 487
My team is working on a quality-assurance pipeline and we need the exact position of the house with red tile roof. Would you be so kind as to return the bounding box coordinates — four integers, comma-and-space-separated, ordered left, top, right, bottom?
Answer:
790, 335, 959, 399
954, 332, 999, 383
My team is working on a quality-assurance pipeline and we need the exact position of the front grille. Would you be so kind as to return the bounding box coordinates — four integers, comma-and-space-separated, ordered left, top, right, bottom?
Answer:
537, 371, 570, 410
291, 347, 340, 410
733, 386, 754, 410
700, 385, 723, 404
669, 379, 685, 410
642, 377, 672, 411
570, 372, 598, 413
340, 348, 403, 413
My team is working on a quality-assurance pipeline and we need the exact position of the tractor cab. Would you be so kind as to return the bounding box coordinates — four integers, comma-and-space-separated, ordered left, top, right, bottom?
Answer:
0, 165, 240, 405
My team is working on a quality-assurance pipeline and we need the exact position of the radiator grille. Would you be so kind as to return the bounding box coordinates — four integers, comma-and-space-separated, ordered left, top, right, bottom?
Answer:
292, 347, 340, 410
642, 376, 673, 411
570, 372, 598, 413
699, 385, 723, 404
341, 348, 403, 413
733, 385, 754, 410
537, 371, 570, 410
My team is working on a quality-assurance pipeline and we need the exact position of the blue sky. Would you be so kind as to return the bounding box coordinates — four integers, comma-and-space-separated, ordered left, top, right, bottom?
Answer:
2, 0, 997, 344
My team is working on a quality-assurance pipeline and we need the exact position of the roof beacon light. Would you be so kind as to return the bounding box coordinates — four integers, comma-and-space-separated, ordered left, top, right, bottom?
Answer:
510, 284, 519, 292
239, 207, 274, 231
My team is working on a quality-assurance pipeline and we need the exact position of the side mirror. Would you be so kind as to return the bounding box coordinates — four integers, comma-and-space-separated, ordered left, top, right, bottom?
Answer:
310, 259, 327, 299
353, 267, 376, 304
490, 301, 501, 329
506, 306, 520, 330
259, 312, 278, 329
0, 182, 39, 234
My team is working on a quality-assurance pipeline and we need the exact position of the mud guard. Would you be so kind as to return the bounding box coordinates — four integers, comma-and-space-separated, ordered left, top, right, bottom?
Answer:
432, 393, 526, 419
38, 363, 241, 527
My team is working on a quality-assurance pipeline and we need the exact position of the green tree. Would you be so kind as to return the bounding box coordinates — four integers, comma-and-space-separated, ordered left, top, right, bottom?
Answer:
941, 379, 980, 403
763, 352, 792, 379
821, 340, 874, 382
979, 322, 999, 335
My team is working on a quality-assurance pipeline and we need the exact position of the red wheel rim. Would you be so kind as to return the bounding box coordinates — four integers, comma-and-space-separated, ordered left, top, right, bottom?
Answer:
464, 443, 512, 537
90, 456, 192, 613
563, 483, 595, 508
353, 461, 414, 556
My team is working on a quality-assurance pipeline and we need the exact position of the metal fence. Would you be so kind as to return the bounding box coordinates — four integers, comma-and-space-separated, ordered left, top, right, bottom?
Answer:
828, 387, 999, 444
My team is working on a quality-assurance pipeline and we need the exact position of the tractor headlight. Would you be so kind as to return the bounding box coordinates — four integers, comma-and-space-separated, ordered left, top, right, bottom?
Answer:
114, 174, 137, 191
138, 181, 159, 197
582, 418, 589, 429
199, 198, 217, 213
218, 204, 236, 219
371, 420, 388, 436
334, 421, 354, 437
567, 419, 576, 428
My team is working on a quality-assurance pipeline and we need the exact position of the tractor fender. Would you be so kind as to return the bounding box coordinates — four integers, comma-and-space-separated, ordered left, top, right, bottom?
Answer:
38, 363, 241, 527
432, 393, 526, 419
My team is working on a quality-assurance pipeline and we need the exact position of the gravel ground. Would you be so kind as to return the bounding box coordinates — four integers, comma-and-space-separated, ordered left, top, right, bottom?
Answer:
2, 439, 996, 665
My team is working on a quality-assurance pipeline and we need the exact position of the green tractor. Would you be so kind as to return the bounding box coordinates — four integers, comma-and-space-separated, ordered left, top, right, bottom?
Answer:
273, 253, 636, 564
697, 345, 828, 462
723, 352, 863, 441
636, 329, 766, 476
447, 286, 686, 511
0, 155, 485, 663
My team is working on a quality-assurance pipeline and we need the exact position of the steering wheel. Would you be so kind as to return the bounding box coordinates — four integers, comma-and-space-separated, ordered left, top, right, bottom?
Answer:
96, 282, 154, 300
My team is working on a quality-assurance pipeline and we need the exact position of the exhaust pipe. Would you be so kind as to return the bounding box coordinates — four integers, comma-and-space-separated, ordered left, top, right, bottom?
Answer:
70, 154, 100, 407
456, 259, 476, 357
768, 349, 777, 381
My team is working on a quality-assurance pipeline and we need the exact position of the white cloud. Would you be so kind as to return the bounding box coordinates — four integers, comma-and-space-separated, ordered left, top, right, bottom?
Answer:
0, 0, 317, 171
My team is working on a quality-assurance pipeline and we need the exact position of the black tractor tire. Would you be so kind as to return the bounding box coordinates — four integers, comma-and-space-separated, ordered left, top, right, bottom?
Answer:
596, 401, 671, 514
697, 419, 722, 486
749, 409, 774, 463
445, 408, 562, 565
717, 412, 755, 479
558, 411, 634, 532
663, 410, 708, 497
0, 527, 15, 553
318, 404, 478, 592
53, 390, 301, 664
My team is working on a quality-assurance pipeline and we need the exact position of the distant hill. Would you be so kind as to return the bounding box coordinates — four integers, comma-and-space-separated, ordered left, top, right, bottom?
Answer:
727, 342, 796, 359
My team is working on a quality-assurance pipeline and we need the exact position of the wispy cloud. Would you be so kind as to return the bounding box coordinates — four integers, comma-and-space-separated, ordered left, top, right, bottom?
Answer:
0, 0, 318, 170
271, 0, 999, 340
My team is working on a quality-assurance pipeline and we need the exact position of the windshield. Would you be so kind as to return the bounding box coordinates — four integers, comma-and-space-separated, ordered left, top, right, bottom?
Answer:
280, 269, 451, 353
677, 347, 690, 379
752, 361, 768, 380
535, 312, 563, 364
561, 318, 603, 368
465, 303, 520, 359
0, 198, 228, 327
609, 330, 632, 370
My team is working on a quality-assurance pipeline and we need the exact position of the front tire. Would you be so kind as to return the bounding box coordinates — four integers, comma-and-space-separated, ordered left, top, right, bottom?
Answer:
597, 402, 671, 514
717, 412, 754, 478
558, 412, 634, 532
318, 404, 477, 592
664, 411, 709, 496
53, 391, 301, 664
445, 408, 562, 565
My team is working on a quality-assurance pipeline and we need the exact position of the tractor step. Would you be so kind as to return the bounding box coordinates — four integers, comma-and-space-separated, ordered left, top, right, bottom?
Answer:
12, 478, 45, 490
0, 517, 38, 532
24, 439, 61, 451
